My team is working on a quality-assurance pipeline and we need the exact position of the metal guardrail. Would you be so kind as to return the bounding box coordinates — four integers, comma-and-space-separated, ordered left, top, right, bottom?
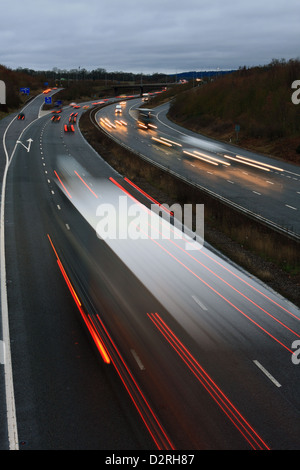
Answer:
88, 105, 300, 244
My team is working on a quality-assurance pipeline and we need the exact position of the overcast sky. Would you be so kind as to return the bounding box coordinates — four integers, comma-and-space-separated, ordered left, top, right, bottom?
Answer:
1, 0, 300, 74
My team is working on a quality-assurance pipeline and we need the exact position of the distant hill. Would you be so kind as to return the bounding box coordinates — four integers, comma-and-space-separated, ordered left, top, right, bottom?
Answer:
168, 59, 300, 164
170, 70, 236, 80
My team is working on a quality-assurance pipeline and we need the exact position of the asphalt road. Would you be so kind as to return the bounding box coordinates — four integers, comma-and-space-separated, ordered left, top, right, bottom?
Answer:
96, 99, 300, 237
1, 93, 300, 450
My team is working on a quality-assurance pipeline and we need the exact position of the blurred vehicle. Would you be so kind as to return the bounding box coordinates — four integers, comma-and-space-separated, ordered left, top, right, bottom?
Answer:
115, 104, 122, 114
51, 114, 61, 122
136, 108, 157, 130
64, 124, 75, 132
17, 112, 25, 120
69, 112, 78, 123
142, 93, 149, 103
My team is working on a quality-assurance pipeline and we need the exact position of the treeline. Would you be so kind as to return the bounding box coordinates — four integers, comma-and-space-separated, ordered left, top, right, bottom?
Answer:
11, 66, 173, 84
168, 59, 300, 160
0, 64, 46, 111
0, 63, 174, 112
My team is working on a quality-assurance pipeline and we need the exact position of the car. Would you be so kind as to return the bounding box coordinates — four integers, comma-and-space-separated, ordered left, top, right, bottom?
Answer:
69, 112, 78, 123
64, 124, 75, 132
17, 112, 25, 120
51, 114, 61, 122
115, 104, 122, 114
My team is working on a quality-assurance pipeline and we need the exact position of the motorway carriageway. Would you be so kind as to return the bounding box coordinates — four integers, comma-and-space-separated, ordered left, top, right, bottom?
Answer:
0, 92, 300, 449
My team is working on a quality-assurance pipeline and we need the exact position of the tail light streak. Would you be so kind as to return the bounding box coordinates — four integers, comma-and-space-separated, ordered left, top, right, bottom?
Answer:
47, 234, 109, 364
123, 177, 173, 216
148, 312, 270, 450
94, 313, 175, 450
54, 170, 72, 199
74, 171, 98, 198
47, 234, 174, 450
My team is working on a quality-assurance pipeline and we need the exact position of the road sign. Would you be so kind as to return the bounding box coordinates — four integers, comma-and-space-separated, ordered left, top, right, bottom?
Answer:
45, 96, 52, 105
20, 87, 30, 95
0, 80, 6, 104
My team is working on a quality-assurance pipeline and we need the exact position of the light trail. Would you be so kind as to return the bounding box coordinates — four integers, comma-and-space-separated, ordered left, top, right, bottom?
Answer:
148, 312, 270, 450
74, 170, 98, 198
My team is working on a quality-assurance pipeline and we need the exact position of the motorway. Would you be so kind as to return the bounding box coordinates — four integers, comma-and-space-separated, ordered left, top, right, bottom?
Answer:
96, 99, 300, 237
0, 92, 300, 450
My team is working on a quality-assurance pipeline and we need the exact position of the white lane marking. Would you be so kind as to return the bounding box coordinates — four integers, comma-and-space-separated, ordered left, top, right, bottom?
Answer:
192, 295, 208, 311
253, 360, 281, 388
0, 340, 5, 365
252, 191, 261, 195
227, 180, 234, 184
285, 204, 297, 210
131, 349, 145, 370
266, 180, 274, 185
1, 101, 42, 448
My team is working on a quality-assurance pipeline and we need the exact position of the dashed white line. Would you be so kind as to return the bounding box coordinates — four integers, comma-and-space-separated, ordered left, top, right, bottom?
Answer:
192, 295, 208, 311
252, 191, 261, 195
253, 360, 281, 388
285, 204, 297, 210
131, 349, 145, 370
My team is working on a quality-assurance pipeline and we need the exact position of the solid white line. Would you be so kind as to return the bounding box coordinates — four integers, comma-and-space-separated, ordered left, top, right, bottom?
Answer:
1, 97, 43, 449
1, 132, 19, 450
253, 360, 281, 387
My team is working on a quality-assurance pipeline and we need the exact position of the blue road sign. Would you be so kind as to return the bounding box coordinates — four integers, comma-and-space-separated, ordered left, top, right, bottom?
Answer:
20, 87, 30, 94
45, 96, 52, 105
